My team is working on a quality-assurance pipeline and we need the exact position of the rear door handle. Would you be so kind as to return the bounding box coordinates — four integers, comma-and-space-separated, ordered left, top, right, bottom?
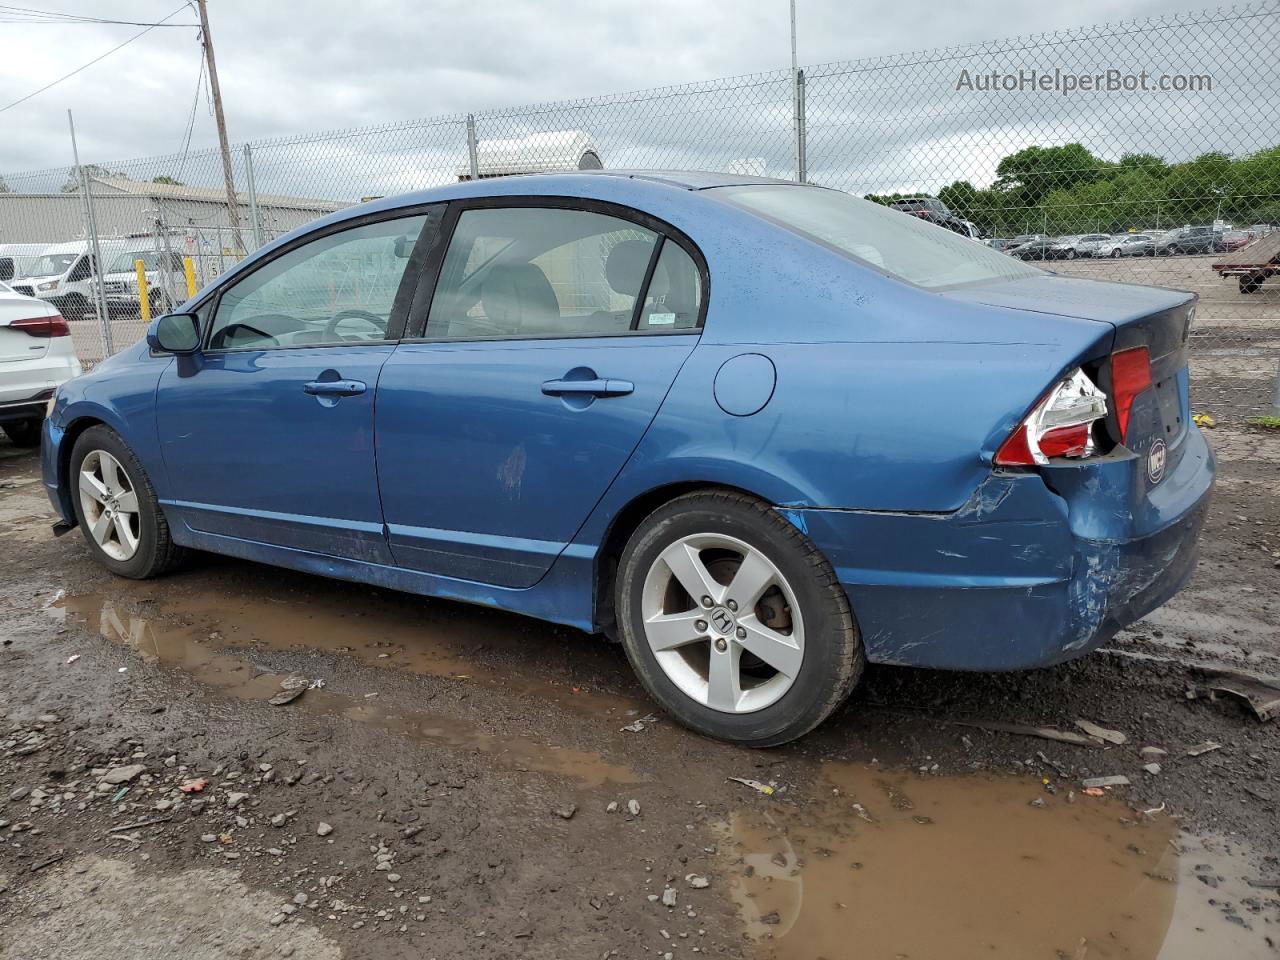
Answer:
304, 379, 366, 397
541, 378, 634, 398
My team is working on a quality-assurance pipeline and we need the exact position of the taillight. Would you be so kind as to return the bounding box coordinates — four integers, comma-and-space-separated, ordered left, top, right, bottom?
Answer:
995, 369, 1109, 466
9, 315, 70, 338
1110, 346, 1152, 442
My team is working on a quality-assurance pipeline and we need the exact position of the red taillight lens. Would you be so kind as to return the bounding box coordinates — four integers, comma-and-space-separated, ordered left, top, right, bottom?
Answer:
1110, 346, 1152, 442
9, 315, 70, 338
995, 369, 1109, 466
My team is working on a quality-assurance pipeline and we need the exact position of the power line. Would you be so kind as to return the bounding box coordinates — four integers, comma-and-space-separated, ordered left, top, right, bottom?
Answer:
0, 4, 196, 26
0, 5, 193, 114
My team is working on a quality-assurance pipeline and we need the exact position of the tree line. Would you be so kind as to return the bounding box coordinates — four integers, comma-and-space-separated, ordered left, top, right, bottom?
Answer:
865, 143, 1280, 237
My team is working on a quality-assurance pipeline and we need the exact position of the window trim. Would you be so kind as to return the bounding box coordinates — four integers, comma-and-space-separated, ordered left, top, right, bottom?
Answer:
195, 203, 445, 355
401, 195, 709, 344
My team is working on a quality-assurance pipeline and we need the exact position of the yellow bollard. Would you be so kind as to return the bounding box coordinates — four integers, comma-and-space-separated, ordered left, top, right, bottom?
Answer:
135, 259, 151, 325
183, 256, 197, 299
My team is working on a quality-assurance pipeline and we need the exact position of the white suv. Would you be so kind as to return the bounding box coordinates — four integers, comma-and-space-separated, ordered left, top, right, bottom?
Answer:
0, 282, 82, 446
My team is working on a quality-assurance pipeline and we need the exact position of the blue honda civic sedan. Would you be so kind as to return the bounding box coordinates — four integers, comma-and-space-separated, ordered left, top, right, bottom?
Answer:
41, 171, 1213, 745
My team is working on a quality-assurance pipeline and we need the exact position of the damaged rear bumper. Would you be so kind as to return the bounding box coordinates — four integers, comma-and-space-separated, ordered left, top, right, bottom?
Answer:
785, 426, 1214, 671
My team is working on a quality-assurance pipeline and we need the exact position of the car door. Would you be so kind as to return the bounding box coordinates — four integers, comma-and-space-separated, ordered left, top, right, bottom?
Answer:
155, 209, 437, 562
376, 200, 705, 588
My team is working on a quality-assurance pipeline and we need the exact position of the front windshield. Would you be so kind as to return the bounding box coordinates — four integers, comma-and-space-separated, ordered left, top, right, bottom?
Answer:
22, 252, 78, 278
718, 185, 1041, 289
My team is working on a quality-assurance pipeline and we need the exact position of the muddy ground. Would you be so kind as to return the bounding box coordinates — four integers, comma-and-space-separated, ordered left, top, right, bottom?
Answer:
1, 405, 1278, 957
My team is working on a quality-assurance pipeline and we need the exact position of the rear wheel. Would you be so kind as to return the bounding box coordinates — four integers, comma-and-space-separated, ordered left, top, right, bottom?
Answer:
1239, 273, 1264, 294
616, 490, 863, 746
1111, 248, 1122, 258
2, 419, 42, 447
70, 425, 184, 579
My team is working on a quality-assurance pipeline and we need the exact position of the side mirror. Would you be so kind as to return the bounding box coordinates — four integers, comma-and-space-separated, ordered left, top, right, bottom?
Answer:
147, 312, 201, 355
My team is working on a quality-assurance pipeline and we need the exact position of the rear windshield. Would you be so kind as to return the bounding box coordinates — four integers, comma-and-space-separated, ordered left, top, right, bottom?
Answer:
718, 185, 1041, 289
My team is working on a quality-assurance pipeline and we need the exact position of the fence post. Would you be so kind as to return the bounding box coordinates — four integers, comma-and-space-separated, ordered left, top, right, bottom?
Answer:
67, 110, 113, 356
243, 143, 264, 250
466, 114, 480, 181
795, 69, 807, 183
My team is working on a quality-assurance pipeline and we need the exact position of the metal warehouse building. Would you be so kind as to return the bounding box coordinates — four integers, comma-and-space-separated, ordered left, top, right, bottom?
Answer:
0, 175, 345, 248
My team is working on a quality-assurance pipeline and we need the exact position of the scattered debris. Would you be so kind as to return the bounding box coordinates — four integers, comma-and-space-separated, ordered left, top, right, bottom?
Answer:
1186, 741, 1223, 758
685, 874, 710, 889
553, 803, 577, 820
101, 764, 147, 785
626, 799, 641, 816
953, 720, 1100, 747
1082, 787, 1107, 797
850, 802, 876, 823
727, 777, 776, 796
1193, 668, 1280, 723
1142, 763, 1163, 776
179, 778, 208, 793
1074, 719, 1128, 745
1081, 775, 1131, 789
661, 886, 678, 907
65, 654, 80, 665
1139, 746, 1168, 758
1140, 802, 1167, 818
316, 822, 334, 837
1192, 412, 1216, 428
106, 815, 172, 834
29, 854, 64, 873
619, 715, 658, 733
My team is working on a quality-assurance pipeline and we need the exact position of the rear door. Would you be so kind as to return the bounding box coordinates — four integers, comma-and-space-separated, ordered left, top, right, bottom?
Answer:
376, 200, 705, 587
155, 209, 437, 562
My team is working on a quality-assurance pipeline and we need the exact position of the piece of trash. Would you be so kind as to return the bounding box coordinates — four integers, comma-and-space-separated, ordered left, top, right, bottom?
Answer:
1081, 775, 1131, 789
1193, 668, 1280, 723
686, 874, 710, 889
1192, 413, 1216, 428
1140, 802, 1167, 818
620, 715, 658, 733
850, 802, 876, 823
65, 655, 80, 665
727, 777, 776, 796
110, 787, 130, 803
1186, 740, 1222, 757
117, 667, 127, 673
1082, 787, 1106, 797
308, 678, 326, 689
269, 686, 306, 706
1074, 719, 1128, 745
179, 778, 208, 794
953, 719, 1101, 747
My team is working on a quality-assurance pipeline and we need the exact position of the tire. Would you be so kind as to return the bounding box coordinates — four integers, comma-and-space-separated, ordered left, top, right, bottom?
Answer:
1240, 273, 1264, 294
2, 419, 42, 447
69, 425, 184, 579
615, 490, 863, 746
1065, 249, 1076, 259
1110, 249, 1121, 258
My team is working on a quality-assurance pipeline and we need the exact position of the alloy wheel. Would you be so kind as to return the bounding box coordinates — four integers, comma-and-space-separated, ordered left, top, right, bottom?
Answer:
640, 533, 804, 714
78, 450, 141, 561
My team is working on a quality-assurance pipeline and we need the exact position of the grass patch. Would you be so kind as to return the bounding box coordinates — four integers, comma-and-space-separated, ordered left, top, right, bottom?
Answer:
1246, 415, 1280, 429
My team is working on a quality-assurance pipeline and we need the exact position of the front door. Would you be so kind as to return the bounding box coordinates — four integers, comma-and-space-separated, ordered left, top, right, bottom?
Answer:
376, 202, 705, 587
156, 211, 435, 562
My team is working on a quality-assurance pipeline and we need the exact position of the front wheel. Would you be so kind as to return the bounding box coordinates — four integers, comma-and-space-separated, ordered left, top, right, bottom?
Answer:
615, 491, 863, 746
1111, 248, 1122, 258
69, 425, 184, 579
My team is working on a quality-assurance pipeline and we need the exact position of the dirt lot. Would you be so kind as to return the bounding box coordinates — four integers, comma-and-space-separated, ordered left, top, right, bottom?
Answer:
1, 404, 1278, 954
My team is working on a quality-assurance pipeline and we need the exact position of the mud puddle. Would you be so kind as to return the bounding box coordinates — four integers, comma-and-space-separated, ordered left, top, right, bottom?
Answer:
721, 764, 1277, 959
45, 578, 644, 715
48, 594, 639, 787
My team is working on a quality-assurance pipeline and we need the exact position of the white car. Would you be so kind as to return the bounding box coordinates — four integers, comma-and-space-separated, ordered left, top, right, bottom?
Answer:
0, 282, 82, 447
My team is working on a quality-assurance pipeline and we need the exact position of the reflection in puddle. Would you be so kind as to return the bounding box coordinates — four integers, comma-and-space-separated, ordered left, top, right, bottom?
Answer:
49, 595, 639, 787
724, 764, 1183, 959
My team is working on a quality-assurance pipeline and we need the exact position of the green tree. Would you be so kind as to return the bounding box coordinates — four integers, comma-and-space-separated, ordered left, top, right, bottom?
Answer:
151, 175, 184, 185
994, 144, 1105, 209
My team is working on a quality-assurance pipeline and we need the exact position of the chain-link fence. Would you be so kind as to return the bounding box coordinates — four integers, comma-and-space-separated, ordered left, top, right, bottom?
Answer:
1, 2, 1277, 419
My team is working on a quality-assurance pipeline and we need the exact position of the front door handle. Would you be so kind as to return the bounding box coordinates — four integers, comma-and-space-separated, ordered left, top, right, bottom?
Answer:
541, 378, 634, 398
304, 379, 366, 397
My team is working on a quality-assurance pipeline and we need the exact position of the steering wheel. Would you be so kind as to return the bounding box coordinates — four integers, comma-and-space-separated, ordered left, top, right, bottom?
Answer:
324, 309, 385, 341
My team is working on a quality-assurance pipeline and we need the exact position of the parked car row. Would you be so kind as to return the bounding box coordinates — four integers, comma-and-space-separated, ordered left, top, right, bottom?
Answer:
994, 224, 1268, 261
0, 239, 188, 322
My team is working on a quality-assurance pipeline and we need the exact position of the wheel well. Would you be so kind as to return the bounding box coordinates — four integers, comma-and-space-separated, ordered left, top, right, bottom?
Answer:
592, 481, 770, 639
56, 416, 106, 522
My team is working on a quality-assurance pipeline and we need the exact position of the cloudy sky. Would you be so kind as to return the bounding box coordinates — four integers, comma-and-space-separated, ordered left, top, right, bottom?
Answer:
0, 0, 1266, 196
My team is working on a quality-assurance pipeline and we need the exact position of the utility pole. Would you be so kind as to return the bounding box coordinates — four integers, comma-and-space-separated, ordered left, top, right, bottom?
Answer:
195, 0, 244, 252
